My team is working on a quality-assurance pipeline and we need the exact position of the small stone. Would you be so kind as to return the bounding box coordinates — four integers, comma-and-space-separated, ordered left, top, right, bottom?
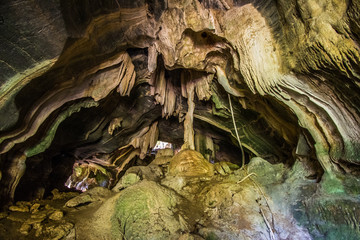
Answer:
33, 222, 42, 230
49, 210, 64, 221
16, 201, 32, 207
44, 222, 74, 240
31, 211, 47, 219
19, 223, 32, 235
33, 223, 43, 237
51, 189, 61, 200
65, 187, 111, 207
0, 212, 8, 219
9, 205, 29, 212
51, 188, 79, 200
7, 213, 27, 222
26, 217, 45, 224
45, 204, 55, 210
30, 203, 41, 213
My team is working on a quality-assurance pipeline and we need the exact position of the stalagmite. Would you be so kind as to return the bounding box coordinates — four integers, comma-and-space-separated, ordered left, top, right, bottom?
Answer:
183, 78, 196, 150
7, 153, 27, 202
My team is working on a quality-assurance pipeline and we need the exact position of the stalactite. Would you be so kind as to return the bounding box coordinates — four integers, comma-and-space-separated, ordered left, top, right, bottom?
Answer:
116, 52, 136, 97
128, 122, 159, 159
194, 72, 213, 101
153, 68, 166, 106
162, 77, 177, 119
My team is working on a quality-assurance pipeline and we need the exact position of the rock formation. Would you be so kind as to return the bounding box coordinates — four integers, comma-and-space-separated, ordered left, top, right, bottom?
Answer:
0, 0, 359, 239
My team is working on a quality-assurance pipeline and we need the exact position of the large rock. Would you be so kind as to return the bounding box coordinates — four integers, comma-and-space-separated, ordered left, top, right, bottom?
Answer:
168, 150, 214, 177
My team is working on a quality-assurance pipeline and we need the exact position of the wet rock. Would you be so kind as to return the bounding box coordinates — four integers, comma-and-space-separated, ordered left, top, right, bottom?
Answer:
65, 187, 112, 207
49, 210, 64, 221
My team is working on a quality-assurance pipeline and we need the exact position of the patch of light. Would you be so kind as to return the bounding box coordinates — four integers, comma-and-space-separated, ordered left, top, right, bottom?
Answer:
153, 141, 172, 150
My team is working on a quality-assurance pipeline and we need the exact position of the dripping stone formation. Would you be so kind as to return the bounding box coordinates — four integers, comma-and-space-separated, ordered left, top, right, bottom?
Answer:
0, 0, 360, 239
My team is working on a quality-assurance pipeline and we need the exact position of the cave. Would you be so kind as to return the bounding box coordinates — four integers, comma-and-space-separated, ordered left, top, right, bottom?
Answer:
0, 0, 360, 239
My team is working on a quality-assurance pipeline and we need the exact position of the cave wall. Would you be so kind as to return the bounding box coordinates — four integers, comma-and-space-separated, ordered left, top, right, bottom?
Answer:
0, 0, 359, 206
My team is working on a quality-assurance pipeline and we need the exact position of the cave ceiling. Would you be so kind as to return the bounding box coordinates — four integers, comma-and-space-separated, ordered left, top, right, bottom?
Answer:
0, 0, 360, 205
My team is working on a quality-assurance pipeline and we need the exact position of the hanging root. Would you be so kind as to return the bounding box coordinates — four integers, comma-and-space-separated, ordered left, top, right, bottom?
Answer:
228, 93, 245, 169
237, 172, 257, 183
259, 207, 276, 240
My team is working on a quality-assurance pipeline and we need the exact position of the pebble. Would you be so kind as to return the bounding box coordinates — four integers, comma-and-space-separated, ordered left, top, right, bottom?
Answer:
9, 205, 29, 212
19, 223, 31, 235
49, 210, 64, 221
30, 203, 41, 213
0, 212, 8, 219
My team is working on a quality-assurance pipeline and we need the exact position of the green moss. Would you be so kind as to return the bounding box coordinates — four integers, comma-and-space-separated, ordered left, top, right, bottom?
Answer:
320, 172, 345, 194
25, 99, 98, 157
206, 232, 220, 240
211, 94, 229, 118
111, 181, 181, 239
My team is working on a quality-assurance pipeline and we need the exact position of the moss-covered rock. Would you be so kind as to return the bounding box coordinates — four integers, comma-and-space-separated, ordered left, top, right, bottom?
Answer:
112, 180, 184, 239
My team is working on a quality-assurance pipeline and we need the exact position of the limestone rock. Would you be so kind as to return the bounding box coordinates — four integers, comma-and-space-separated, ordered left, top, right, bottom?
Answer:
0, 1, 359, 239
246, 157, 286, 185
113, 165, 164, 192
30, 203, 41, 213
49, 210, 64, 221
156, 148, 174, 158
19, 223, 31, 235
9, 205, 29, 213
52, 189, 79, 200
213, 161, 239, 175
65, 187, 112, 207
7, 213, 27, 222
150, 156, 172, 166
112, 180, 183, 239
0, 212, 8, 219
150, 148, 174, 165
168, 150, 214, 177
43, 222, 74, 240
114, 173, 140, 190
